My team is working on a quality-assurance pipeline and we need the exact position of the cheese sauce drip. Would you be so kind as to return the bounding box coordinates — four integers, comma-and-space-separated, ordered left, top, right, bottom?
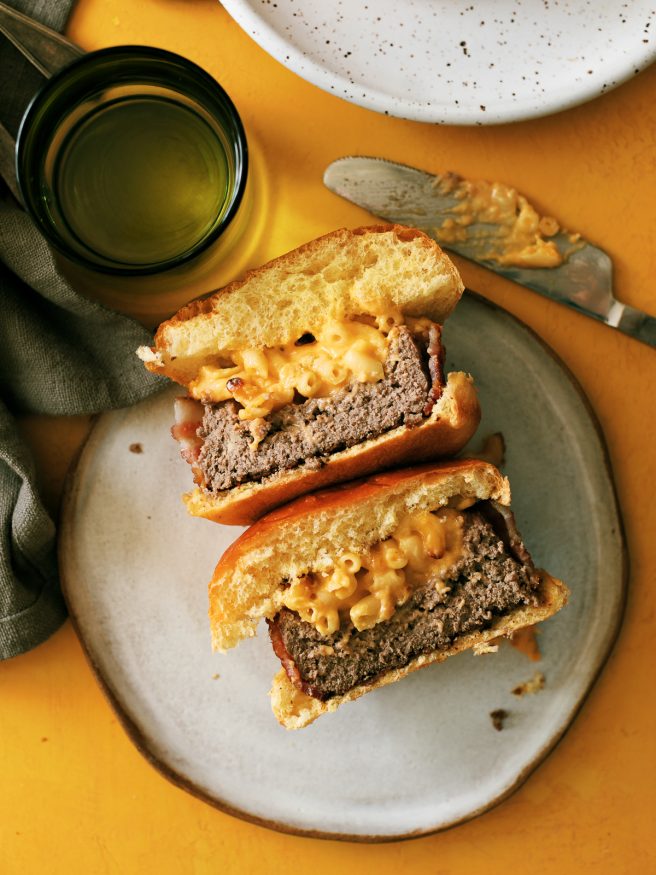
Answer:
188, 313, 411, 421
282, 504, 473, 637
431, 173, 582, 269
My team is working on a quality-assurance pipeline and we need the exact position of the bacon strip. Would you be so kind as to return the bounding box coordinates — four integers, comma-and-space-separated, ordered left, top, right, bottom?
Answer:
423, 322, 446, 416
480, 500, 533, 567
267, 614, 327, 701
171, 420, 200, 440
171, 396, 204, 466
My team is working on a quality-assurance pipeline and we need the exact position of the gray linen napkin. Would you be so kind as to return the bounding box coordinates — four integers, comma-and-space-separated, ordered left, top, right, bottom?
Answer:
0, 2, 166, 658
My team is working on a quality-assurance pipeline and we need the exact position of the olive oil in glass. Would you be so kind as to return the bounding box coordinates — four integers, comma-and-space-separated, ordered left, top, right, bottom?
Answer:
17, 47, 248, 278
54, 96, 230, 266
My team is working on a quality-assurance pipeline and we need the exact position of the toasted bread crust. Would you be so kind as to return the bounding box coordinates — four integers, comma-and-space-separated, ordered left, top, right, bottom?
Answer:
157, 224, 446, 336
185, 371, 480, 526
138, 224, 464, 385
270, 572, 569, 729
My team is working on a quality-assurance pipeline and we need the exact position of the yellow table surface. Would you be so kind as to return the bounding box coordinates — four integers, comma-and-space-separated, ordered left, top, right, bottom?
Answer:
2, 0, 656, 871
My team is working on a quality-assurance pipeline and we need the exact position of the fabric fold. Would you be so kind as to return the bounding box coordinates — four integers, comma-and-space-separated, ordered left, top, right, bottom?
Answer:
0, 2, 168, 659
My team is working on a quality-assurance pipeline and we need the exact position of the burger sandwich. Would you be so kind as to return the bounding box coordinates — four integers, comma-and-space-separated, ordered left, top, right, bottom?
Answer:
208, 460, 569, 729
137, 225, 481, 525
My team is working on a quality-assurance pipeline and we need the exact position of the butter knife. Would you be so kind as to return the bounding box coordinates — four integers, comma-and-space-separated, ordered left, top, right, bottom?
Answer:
0, 1, 83, 200
324, 156, 656, 349
0, 1, 83, 78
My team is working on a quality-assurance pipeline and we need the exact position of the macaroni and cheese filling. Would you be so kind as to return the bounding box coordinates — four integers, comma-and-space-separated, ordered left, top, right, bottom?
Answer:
188, 314, 414, 422
268, 500, 543, 701
280, 507, 467, 637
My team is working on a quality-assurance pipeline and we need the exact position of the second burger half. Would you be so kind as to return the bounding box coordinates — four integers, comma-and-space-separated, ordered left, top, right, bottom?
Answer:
208, 460, 569, 729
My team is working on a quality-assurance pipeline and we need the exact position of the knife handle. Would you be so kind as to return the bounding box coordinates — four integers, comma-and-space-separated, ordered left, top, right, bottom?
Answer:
615, 304, 656, 350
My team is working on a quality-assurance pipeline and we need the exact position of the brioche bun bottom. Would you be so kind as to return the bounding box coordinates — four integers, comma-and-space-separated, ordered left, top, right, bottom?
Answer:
270, 572, 568, 730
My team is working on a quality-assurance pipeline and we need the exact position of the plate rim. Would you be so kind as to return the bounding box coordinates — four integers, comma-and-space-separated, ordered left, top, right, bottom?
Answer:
220, 0, 656, 124
58, 290, 629, 842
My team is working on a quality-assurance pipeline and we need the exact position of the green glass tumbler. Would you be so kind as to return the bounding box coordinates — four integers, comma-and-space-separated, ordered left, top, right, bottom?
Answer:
16, 45, 248, 276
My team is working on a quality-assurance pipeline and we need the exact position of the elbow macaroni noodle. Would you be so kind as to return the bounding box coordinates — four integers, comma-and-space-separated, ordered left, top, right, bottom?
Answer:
281, 505, 473, 636
187, 311, 427, 421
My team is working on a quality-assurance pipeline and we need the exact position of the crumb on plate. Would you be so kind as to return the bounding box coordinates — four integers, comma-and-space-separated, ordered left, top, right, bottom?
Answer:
512, 671, 545, 697
490, 709, 509, 731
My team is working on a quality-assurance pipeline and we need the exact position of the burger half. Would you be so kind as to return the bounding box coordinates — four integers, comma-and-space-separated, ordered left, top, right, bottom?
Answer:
138, 225, 480, 525
208, 460, 569, 729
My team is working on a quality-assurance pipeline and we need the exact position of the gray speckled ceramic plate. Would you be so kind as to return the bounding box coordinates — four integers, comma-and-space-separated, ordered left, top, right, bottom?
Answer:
221, 0, 656, 124
60, 293, 626, 840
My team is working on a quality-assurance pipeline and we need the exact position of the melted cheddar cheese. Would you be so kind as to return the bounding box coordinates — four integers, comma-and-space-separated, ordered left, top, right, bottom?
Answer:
188, 311, 414, 422
281, 504, 474, 637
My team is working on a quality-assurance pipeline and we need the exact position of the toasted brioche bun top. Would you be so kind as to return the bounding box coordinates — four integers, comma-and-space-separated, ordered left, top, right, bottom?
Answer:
209, 460, 510, 652
138, 224, 464, 385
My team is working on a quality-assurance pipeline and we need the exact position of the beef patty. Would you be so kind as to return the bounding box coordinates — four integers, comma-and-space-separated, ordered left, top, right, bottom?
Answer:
197, 325, 440, 493
268, 506, 541, 700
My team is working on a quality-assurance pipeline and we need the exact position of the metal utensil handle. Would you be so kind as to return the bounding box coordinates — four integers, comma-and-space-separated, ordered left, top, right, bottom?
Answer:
0, 1, 83, 78
615, 304, 656, 350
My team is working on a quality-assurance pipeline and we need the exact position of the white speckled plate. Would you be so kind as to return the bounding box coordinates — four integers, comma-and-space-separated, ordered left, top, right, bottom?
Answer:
60, 293, 626, 840
221, 0, 656, 124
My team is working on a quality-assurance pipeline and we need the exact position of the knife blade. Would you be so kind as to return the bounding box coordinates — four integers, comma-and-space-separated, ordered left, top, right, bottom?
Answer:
324, 156, 655, 350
